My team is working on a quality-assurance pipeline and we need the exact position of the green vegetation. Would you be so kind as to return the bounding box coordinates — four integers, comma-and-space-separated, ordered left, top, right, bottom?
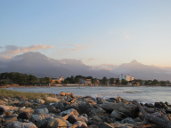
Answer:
0, 89, 54, 99
63, 75, 94, 84
0, 72, 170, 86
63, 75, 171, 86
0, 72, 50, 86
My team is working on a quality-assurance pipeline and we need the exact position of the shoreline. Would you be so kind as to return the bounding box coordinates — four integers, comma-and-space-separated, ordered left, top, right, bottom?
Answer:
1, 84, 171, 88
0, 90, 171, 128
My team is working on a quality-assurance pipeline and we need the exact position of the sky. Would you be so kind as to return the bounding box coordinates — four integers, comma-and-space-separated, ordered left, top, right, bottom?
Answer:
0, 0, 171, 67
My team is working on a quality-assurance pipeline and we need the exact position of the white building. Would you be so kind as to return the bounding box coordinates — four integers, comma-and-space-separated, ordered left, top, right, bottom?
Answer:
119, 74, 135, 82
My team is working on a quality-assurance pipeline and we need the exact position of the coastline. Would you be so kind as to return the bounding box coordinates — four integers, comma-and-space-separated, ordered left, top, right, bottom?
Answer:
0, 90, 171, 128
1, 84, 171, 88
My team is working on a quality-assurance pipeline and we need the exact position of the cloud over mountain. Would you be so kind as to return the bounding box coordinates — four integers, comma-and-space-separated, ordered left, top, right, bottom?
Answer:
0, 52, 171, 80
0, 45, 53, 59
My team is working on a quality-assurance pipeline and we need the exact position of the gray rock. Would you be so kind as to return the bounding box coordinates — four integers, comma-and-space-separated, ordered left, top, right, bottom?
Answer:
4, 116, 18, 124
98, 122, 113, 128
53, 102, 67, 111
90, 105, 106, 116
100, 102, 114, 112
35, 108, 49, 114
46, 117, 69, 128
67, 114, 88, 124
0, 107, 5, 115
47, 105, 61, 113
36, 99, 45, 104
101, 102, 138, 117
31, 114, 51, 128
166, 108, 171, 114
75, 102, 93, 115
7, 121, 37, 128
106, 98, 116, 103
111, 110, 123, 120
67, 115, 77, 124
72, 121, 87, 128
121, 117, 136, 124
60, 108, 79, 117
96, 97, 106, 104
17, 112, 31, 120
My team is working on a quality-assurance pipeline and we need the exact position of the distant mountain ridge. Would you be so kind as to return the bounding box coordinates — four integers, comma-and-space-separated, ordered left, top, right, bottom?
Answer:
0, 52, 113, 78
0, 52, 171, 80
114, 60, 171, 80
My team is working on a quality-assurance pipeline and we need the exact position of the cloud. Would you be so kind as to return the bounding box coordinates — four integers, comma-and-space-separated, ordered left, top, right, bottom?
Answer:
0, 44, 53, 59
66, 44, 89, 52
58, 44, 90, 54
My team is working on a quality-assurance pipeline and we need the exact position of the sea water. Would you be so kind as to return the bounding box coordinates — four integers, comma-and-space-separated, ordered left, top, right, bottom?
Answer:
7, 86, 171, 103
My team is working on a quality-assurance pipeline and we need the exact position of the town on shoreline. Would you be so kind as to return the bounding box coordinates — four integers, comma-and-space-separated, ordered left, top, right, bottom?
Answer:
0, 72, 171, 87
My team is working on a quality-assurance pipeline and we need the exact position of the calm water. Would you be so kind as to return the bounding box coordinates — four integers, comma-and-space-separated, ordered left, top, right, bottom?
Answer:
7, 86, 171, 103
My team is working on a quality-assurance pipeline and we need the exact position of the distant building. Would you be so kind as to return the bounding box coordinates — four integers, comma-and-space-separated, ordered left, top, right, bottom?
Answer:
79, 78, 92, 86
51, 77, 65, 84
119, 74, 135, 82
93, 79, 100, 86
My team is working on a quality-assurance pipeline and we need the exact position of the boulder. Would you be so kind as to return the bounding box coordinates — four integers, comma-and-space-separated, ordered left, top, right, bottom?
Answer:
36, 99, 45, 104
35, 108, 49, 114
82, 96, 97, 105
0, 106, 5, 115
60, 108, 79, 121
47, 105, 61, 113
154, 102, 167, 109
45, 97, 60, 103
110, 110, 123, 120
60, 92, 74, 98
19, 107, 34, 113
53, 102, 68, 111
71, 121, 87, 128
90, 115, 103, 122
46, 117, 68, 128
60, 108, 79, 117
0, 99, 6, 105
101, 102, 138, 117
72, 101, 93, 115
98, 122, 113, 128
31, 114, 51, 128
121, 117, 136, 124
107, 122, 134, 128
144, 106, 155, 113
89, 125, 99, 128
4, 116, 18, 124
0, 105, 18, 112
100, 102, 115, 112
167, 114, 171, 120
77, 115, 88, 123
166, 108, 171, 114
7, 121, 37, 128
67, 115, 77, 124
67, 114, 88, 124
90, 105, 106, 117
145, 103, 154, 108
17, 112, 31, 120
96, 97, 106, 104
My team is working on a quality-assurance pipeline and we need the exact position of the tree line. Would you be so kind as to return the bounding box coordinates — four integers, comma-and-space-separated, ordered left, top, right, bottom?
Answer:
63, 75, 171, 86
0, 72, 50, 86
0, 72, 170, 86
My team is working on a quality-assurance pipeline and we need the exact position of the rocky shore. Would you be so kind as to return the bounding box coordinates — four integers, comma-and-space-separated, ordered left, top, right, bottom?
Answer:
0, 92, 171, 128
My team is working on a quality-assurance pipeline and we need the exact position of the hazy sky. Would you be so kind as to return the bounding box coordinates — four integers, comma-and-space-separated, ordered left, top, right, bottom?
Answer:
0, 0, 171, 66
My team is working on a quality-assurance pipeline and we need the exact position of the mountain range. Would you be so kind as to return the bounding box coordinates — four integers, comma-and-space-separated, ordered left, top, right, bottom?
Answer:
0, 52, 171, 80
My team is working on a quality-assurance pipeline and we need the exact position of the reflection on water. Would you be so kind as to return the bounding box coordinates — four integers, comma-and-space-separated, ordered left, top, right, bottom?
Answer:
7, 86, 171, 103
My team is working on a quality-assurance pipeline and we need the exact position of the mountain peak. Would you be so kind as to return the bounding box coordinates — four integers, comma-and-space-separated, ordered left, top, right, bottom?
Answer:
130, 60, 139, 64
13, 52, 48, 60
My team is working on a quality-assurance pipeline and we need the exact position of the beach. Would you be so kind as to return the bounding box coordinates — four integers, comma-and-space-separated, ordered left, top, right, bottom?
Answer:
0, 89, 171, 128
